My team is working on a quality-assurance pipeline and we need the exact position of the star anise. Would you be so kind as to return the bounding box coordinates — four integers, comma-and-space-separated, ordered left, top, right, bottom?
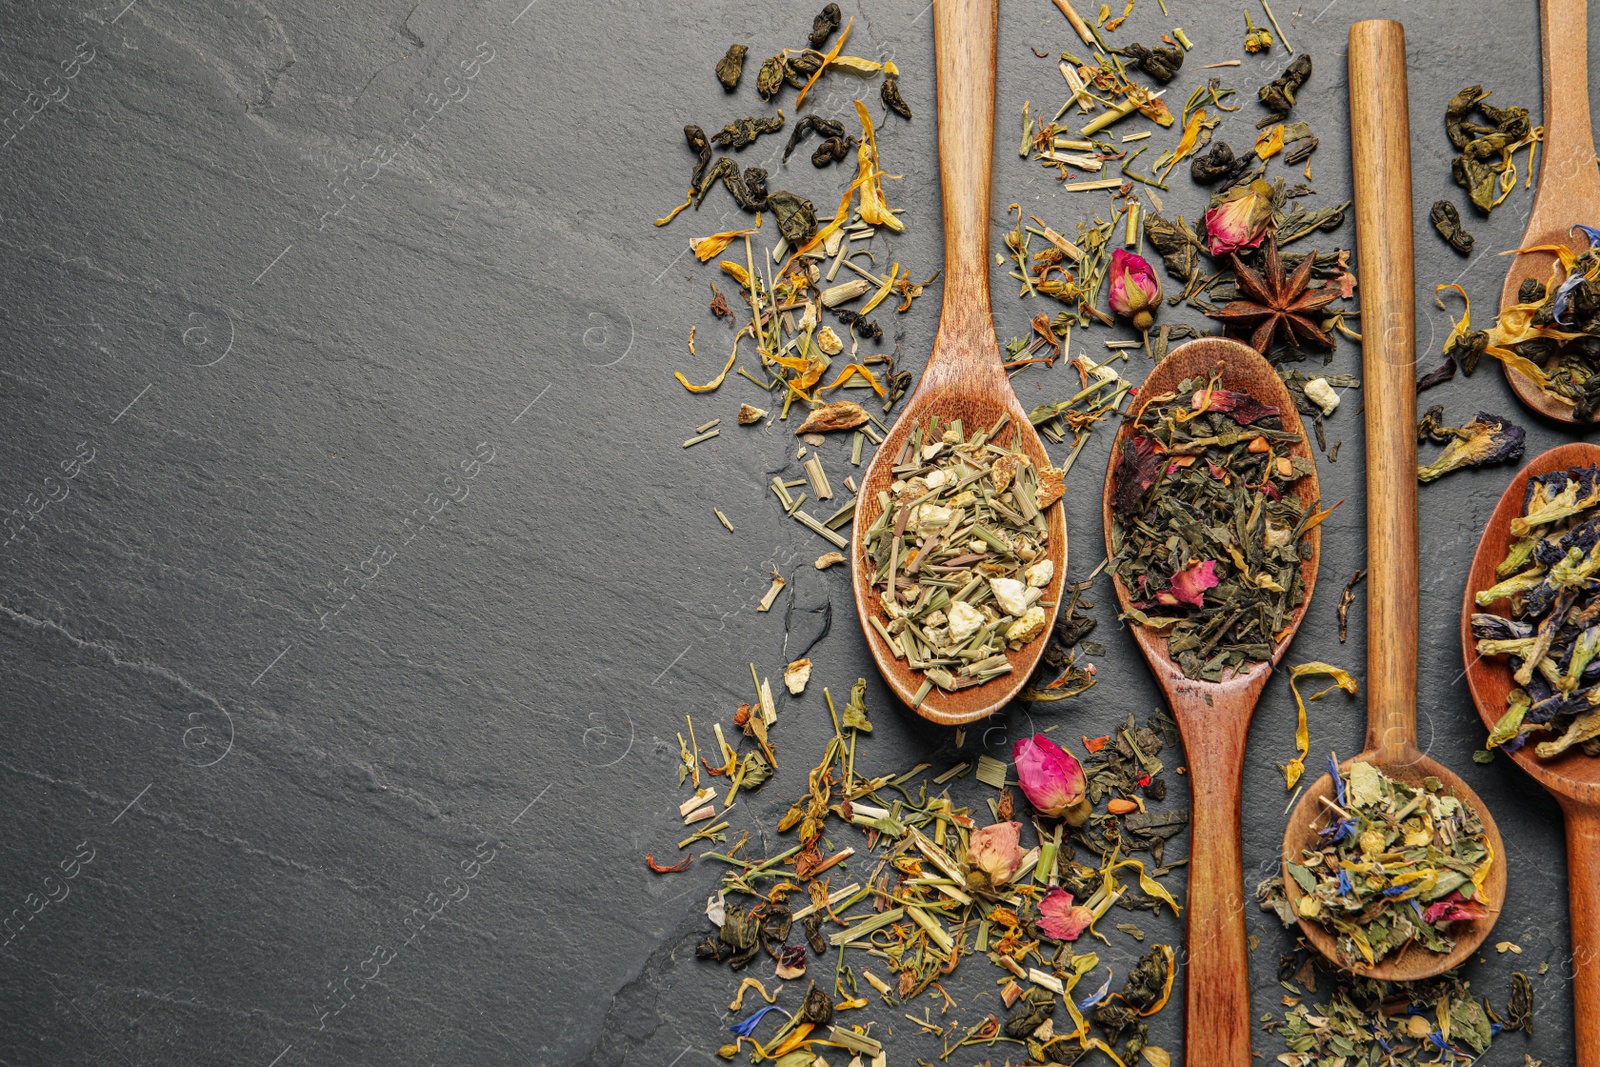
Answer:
1207, 236, 1338, 354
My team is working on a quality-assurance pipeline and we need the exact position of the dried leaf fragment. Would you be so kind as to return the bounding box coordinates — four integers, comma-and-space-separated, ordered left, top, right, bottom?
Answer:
784, 658, 813, 695
796, 400, 869, 434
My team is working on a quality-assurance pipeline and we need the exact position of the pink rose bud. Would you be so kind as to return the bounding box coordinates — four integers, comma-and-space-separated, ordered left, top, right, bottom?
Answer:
1037, 886, 1095, 941
1204, 181, 1274, 256
966, 820, 1024, 889
1107, 248, 1162, 332
1012, 734, 1089, 825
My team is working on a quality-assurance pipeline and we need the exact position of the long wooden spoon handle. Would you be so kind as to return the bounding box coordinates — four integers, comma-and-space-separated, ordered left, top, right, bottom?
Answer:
1348, 21, 1419, 764
928, 0, 999, 383
1537, 0, 1598, 199
1561, 800, 1600, 1066
1179, 712, 1255, 1066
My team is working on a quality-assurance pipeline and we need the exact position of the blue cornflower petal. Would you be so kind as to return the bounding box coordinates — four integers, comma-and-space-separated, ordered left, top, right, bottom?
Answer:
1427, 1030, 1450, 1051
1328, 754, 1347, 807
1410, 898, 1427, 921
1337, 868, 1353, 895
728, 1005, 786, 1038
1382, 884, 1409, 897
1076, 967, 1115, 1011
1552, 273, 1587, 325
1572, 224, 1600, 248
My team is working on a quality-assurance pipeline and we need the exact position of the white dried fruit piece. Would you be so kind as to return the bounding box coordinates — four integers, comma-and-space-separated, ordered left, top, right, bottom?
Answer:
924, 469, 949, 490
797, 301, 818, 333
738, 403, 768, 424
784, 657, 812, 695
948, 601, 985, 642
989, 577, 1031, 616
1008, 605, 1048, 644
814, 551, 846, 569
1304, 376, 1340, 416
916, 503, 952, 527
1025, 559, 1054, 587
815, 325, 843, 355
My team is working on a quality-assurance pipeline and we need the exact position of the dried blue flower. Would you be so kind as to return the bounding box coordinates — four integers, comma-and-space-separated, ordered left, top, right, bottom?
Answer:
1552, 272, 1588, 324
1075, 967, 1115, 1011
1418, 411, 1526, 483
1336, 868, 1352, 895
1572, 223, 1600, 248
728, 1005, 786, 1038
1329, 754, 1346, 806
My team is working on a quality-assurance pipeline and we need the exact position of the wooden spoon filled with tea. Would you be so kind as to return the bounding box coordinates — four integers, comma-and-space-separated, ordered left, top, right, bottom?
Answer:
851, 0, 1067, 726
1101, 336, 1322, 1066
1497, 0, 1600, 424
1281, 19, 1505, 981
1462, 441, 1600, 1065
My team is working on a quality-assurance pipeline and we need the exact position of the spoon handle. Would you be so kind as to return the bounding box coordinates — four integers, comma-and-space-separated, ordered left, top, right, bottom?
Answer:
926, 0, 1001, 389
1558, 799, 1600, 1066
1535, 0, 1599, 219
1348, 21, 1420, 764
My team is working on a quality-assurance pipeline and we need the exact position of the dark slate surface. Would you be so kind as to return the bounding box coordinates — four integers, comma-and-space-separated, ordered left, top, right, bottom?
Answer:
0, 0, 1588, 1063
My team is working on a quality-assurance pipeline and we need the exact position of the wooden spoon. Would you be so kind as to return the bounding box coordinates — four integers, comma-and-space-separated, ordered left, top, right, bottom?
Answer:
1100, 337, 1322, 1067
1281, 19, 1506, 981
850, 0, 1067, 726
1497, 0, 1600, 423
1462, 441, 1600, 1064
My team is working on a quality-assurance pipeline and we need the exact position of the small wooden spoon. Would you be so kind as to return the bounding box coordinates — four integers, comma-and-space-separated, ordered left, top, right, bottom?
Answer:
1281, 19, 1506, 981
1463, 441, 1600, 1064
1101, 338, 1321, 1066
1497, 0, 1600, 423
850, 0, 1067, 726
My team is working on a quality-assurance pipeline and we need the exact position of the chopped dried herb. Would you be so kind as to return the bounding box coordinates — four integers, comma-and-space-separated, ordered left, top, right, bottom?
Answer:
1288, 757, 1493, 968
1109, 370, 1317, 681
1337, 568, 1364, 643
716, 44, 747, 92
862, 414, 1062, 701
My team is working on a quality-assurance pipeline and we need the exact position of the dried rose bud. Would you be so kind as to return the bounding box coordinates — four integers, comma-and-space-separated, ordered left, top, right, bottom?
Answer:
1204, 181, 1274, 256
1107, 248, 1162, 332
1012, 734, 1089, 824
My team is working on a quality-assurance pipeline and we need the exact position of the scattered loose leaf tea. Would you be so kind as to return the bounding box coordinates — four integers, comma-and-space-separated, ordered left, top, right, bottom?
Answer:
1288, 756, 1494, 968
1473, 463, 1600, 757
860, 414, 1062, 703
1266, 951, 1534, 1066
1444, 85, 1539, 216
1109, 369, 1319, 681
716, 44, 748, 92
1436, 231, 1600, 419
1259, 54, 1312, 115
1430, 199, 1474, 255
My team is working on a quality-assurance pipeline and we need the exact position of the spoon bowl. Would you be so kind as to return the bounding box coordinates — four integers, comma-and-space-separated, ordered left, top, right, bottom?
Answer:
1281, 19, 1504, 981
1101, 337, 1320, 1065
1281, 754, 1506, 980
1497, 0, 1600, 424
849, 0, 1067, 725
1462, 442, 1600, 1063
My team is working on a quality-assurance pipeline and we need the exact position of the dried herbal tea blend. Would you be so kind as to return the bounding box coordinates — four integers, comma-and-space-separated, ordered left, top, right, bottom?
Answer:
1474, 463, 1600, 757
1285, 757, 1494, 969
681, 667, 1185, 1065
1109, 370, 1321, 681
860, 414, 1063, 706
1261, 947, 1535, 1066
1437, 230, 1600, 420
